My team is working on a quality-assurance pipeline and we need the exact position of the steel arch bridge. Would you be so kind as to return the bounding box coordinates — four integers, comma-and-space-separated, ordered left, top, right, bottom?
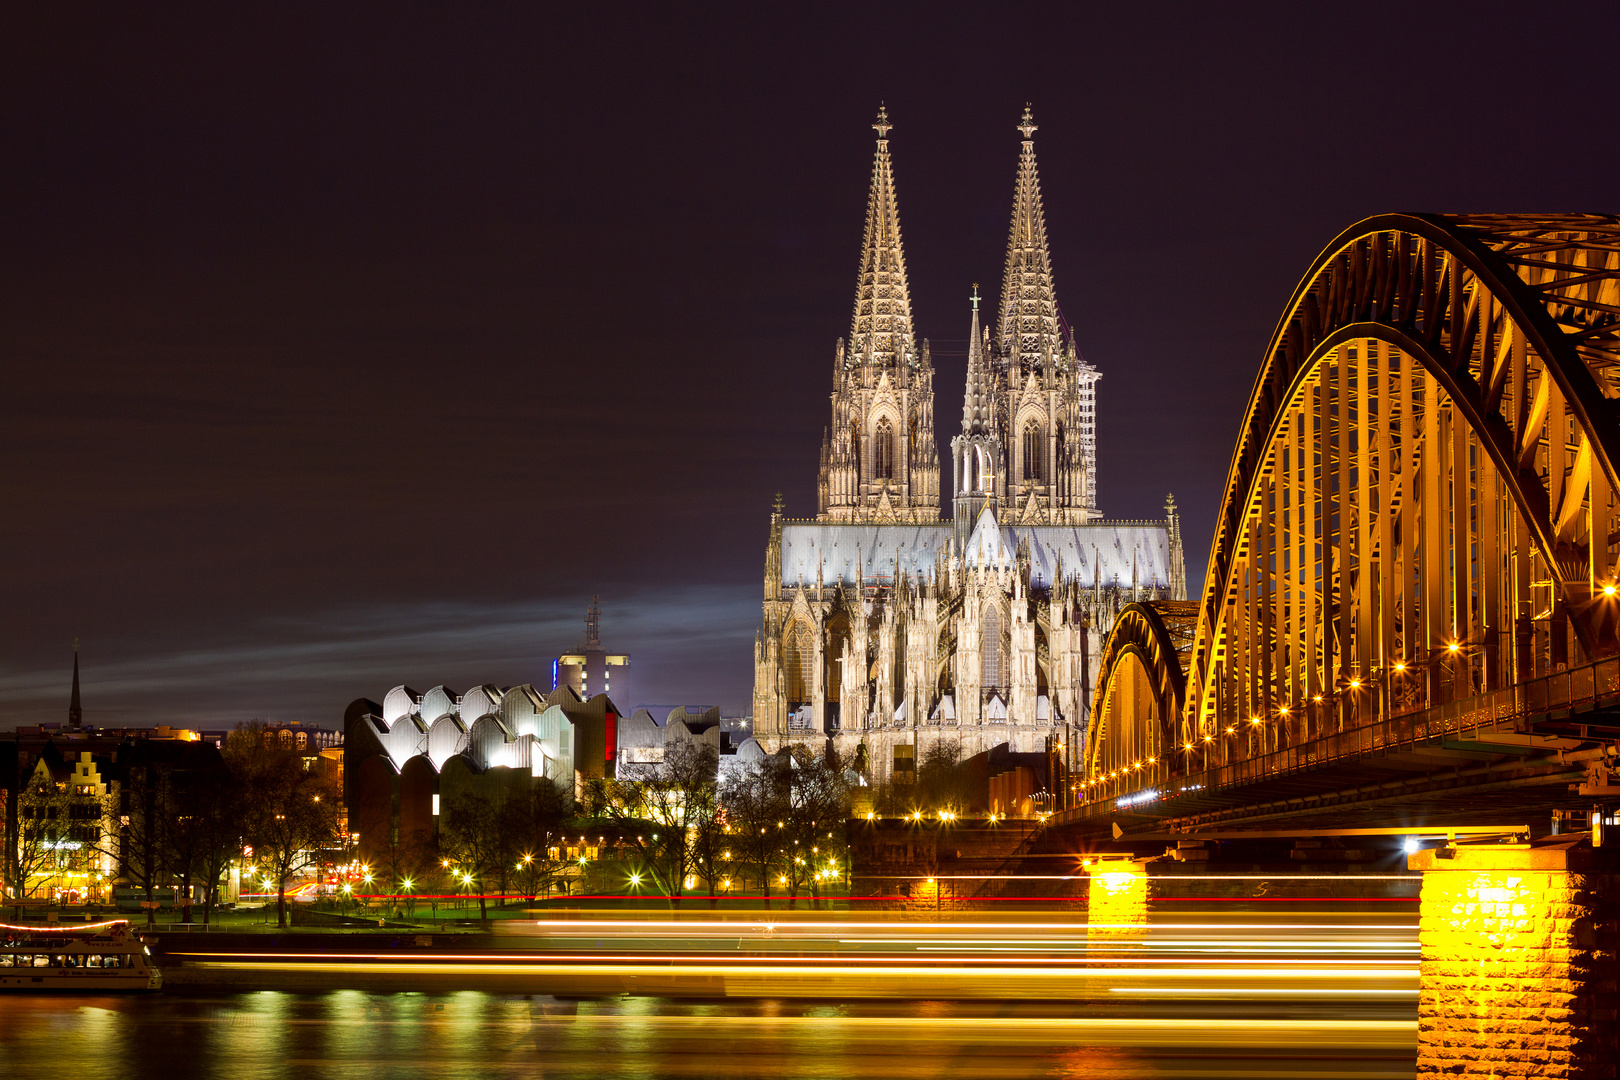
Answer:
1079, 213, 1620, 831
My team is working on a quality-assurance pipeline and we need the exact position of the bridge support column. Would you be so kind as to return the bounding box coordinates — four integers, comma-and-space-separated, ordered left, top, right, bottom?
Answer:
1086, 858, 1150, 939
1409, 840, 1619, 1077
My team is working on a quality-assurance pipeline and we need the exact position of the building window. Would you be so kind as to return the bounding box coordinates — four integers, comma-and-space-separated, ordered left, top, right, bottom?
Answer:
873, 418, 895, 481
1023, 420, 1044, 482
784, 622, 816, 705
982, 605, 1008, 693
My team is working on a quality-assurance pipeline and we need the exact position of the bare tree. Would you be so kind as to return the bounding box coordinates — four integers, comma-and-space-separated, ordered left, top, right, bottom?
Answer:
373, 828, 434, 917
439, 792, 503, 919
103, 744, 175, 927
168, 760, 242, 925
784, 748, 851, 909
227, 724, 341, 929
721, 753, 789, 907
606, 741, 719, 906
916, 739, 973, 811
13, 769, 76, 901
500, 780, 573, 902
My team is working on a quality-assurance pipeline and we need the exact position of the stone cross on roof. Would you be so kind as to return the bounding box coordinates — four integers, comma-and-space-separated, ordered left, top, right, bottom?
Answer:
873, 104, 892, 140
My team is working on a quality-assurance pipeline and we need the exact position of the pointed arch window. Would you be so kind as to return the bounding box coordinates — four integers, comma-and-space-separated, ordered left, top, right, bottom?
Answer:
982, 605, 1008, 694
784, 622, 816, 706
1023, 419, 1045, 483
874, 418, 895, 481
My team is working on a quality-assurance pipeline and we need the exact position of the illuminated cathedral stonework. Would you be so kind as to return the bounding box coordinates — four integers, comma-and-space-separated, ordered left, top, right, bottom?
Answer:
754, 108, 1187, 781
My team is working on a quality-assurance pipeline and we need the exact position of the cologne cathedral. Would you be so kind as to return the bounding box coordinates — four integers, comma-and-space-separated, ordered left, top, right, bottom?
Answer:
753, 108, 1187, 783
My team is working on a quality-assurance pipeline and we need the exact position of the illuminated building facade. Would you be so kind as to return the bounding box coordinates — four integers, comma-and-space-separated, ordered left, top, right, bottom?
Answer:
754, 108, 1187, 781
14, 751, 116, 902
343, 683, 620, 861
553, 597, 631, 703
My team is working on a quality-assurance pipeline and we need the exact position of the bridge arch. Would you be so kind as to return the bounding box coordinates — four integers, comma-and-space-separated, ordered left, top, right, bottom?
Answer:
1087, 213, 1620, 804
1186, 214, 1620, 750
1086, 602, 1195, 797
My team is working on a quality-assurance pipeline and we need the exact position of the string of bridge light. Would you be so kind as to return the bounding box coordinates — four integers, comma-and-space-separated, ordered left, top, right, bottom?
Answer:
1078, 636, 1514, 801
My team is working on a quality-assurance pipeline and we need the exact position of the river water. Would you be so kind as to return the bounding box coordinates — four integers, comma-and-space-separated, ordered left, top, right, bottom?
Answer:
0, 992, 1414, 1079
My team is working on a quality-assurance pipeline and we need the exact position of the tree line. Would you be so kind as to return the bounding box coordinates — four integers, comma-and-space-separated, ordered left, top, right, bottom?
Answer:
420, 742, 854, 912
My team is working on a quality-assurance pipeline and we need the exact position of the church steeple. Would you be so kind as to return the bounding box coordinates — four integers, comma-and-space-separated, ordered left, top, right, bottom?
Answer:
818, 108, 939, 524
960, 285, 992, 435
69, 643, 82, 729
951, 286, 1004, 545
848, 105, 916, 368
996, 105, 1062, 373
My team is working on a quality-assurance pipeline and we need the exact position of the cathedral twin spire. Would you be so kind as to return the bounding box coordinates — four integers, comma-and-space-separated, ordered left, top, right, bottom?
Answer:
848, 106, 917, 368
819, 105, 1098, 526
998, 105, 1064, 373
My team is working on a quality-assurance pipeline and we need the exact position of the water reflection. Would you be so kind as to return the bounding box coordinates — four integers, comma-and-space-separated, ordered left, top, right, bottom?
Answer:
0, 993, 1414, 1079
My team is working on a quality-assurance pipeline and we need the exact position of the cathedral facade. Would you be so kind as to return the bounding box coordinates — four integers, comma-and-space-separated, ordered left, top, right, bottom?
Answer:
753, 108, 1187, 783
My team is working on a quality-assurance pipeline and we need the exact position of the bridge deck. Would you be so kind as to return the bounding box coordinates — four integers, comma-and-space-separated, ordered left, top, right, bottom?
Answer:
1064, 657, 1620, 838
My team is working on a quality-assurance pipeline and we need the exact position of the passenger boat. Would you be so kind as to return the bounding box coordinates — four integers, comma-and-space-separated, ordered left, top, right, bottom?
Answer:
0, 919, 162, 991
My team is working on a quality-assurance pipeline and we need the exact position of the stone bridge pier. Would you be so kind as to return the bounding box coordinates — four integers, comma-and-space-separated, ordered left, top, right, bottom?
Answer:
1410, 838, 1619, 1077
1084, 858, 1150, 939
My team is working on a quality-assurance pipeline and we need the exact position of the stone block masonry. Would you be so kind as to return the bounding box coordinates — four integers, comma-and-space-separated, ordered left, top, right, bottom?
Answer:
1410, 838, 1620, 1078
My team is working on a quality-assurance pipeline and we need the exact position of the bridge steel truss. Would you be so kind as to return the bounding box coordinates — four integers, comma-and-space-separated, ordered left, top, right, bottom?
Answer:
1082, 213, 1620, 818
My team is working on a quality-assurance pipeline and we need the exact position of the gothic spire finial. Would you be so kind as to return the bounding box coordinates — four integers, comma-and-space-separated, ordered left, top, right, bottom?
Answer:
848, 107, 915, 366
960, 286, 993, 439
873, 104, 892, 140
997, 104, 1059, 370
1018, 104, 1037, 141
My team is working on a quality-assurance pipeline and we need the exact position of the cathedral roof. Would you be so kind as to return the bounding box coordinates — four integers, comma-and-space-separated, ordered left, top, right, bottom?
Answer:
778, 516, 1173, 591
995, 106, 1062, 372
847, 106, 916, 366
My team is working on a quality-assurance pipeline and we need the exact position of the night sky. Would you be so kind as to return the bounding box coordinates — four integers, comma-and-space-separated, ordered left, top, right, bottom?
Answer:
5, 4, 1619, 728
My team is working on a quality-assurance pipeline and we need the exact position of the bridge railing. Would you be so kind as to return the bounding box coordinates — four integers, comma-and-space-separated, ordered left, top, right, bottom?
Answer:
1076, 654, 1620, 819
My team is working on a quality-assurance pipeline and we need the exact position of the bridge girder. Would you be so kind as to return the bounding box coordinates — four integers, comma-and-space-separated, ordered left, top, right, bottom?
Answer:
1086, 213, 1620, 810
